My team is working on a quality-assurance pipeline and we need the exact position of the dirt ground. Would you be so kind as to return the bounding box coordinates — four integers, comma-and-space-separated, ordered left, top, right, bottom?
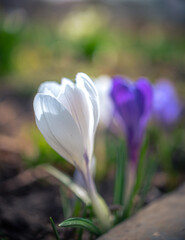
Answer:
0, 88, 70, 240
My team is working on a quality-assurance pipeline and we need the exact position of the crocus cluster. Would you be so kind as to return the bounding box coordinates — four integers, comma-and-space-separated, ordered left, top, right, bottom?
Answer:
33, 72, 181, 233
95, 76, 181, 166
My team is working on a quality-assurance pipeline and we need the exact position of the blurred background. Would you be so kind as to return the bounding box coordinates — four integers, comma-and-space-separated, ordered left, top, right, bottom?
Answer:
0, 0, 184, 154
0, 0, 184, 239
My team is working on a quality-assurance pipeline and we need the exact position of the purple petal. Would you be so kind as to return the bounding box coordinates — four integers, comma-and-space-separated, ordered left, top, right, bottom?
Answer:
153, 80, 181, 125
111, 77, 139, 135
110, 76, 153, 164
111, 76, 133, 105
136, 77, 153, 127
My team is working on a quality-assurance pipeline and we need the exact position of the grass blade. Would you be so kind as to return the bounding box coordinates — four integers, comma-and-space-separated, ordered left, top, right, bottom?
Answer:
136, 156, 157, 210
114, 141, 126, 206
122, 136, 149, 219
50, 217, 60, 240
59, 218, 101, 236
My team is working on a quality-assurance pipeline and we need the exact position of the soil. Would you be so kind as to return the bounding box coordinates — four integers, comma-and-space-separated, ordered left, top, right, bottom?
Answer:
0, 150, 77, 240
0, 89, 74, 240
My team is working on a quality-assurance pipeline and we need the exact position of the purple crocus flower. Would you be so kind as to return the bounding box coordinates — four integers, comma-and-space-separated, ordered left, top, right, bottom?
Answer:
153, 80, 181, 125
110, 76, 153, 166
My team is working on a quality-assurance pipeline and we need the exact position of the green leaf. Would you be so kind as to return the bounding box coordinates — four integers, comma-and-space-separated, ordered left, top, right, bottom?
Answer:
60, 186, 72, 219
114, 140, 127, 206
122, 135, 149, 219
59, 218, 101, 236
76, 205, 89, 240
136, 156, 156, 211
43, 164, 91, 205
72, 199, 83, 217
50, 217, 60, 240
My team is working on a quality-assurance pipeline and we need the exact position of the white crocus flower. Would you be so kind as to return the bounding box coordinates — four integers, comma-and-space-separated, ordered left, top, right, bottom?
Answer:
33, 72, 99, 175
94, 75, 113, 128
33, 72, 112, 231
94, 75, 122, 135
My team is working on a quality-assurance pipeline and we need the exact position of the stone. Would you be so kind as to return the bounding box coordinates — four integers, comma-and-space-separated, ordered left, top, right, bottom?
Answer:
98, 184, 185, 240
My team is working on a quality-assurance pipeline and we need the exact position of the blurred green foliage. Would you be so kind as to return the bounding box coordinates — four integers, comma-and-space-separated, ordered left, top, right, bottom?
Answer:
0, 6, 185, 95
22, 124, 70, 170
147, 120, 185, 191
96, 118, 185, 193
0, 22, 20, 75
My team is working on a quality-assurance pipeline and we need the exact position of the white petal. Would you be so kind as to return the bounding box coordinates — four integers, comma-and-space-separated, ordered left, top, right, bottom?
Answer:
38, 81, 61, 97
33, 93, 72, 164
57, 81, 94, 161
57, 78, 75, 114
73, 87, 95, 159
33, 93, 85, 171
61, 77, 75, 90
76, 73, 100, 133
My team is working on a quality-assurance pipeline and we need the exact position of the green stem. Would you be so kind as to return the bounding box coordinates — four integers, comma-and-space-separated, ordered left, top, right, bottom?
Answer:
84, 164, 113, 232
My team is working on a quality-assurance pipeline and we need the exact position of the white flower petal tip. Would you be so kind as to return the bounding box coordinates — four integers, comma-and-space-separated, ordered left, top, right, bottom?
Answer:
60, 77, 75, 94
38, 81, 61, 97
76, 72, 99, 99
33, 73, 100, 174
76, 72, 100, 132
